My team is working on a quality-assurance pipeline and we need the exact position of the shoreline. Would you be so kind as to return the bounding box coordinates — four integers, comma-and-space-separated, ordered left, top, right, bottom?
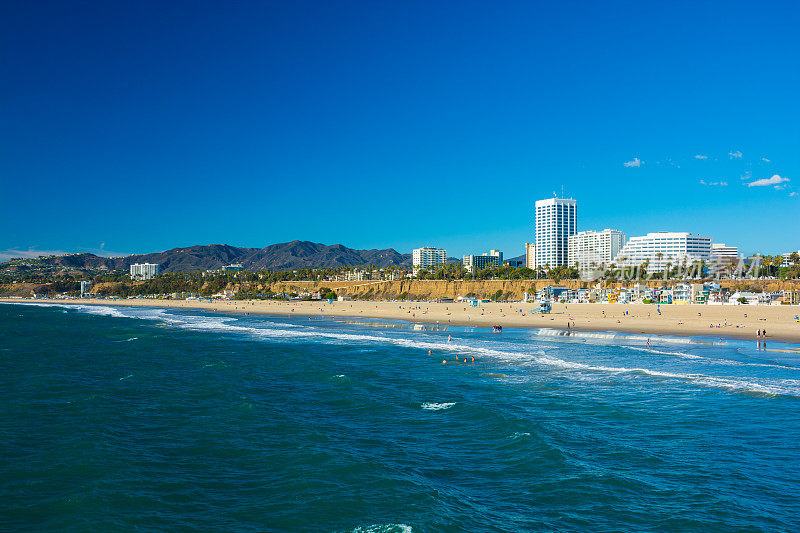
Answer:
4, 297, 800, 345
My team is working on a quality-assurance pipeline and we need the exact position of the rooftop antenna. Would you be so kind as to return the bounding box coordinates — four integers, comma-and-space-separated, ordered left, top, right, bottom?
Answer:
561, 185, 564, 198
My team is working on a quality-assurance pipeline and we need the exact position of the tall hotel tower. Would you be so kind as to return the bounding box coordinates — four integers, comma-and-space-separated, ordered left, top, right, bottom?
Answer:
535, 196, 577, 268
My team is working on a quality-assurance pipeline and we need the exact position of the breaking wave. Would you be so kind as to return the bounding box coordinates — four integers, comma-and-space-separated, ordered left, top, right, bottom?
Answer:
13, 302, 800, 398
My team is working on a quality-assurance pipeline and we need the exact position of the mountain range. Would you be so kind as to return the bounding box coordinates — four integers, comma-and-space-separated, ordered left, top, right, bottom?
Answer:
2, 241, 416, 273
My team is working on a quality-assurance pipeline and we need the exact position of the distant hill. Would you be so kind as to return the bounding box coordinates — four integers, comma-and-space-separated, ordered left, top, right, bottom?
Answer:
0, 241, 413, 273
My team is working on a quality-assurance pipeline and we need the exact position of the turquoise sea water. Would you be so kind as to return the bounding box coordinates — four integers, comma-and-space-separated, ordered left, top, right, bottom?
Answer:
1, 302, 799, 532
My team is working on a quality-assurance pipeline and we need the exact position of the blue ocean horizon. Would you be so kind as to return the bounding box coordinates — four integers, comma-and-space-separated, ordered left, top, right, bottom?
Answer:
2, 302, 799, 531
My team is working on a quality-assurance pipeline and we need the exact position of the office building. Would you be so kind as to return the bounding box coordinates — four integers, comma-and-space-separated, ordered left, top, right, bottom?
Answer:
130, 263, 161, 280
535, 197, 577, 267
412, 247, 447, 273
711, 243, 739, 263
613, 232, 712, 273
568, 229, 626, 269
462, 249, 503, 273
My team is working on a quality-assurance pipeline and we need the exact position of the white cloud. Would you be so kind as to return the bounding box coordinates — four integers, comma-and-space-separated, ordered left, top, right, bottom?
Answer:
761, 157, 770, 162
729, 150, 743, 159
694, 154, 708, 159
624, 157, 643, 167
746, 174, 790, 187
699, 180, 727, 186
790, 192, 798, 197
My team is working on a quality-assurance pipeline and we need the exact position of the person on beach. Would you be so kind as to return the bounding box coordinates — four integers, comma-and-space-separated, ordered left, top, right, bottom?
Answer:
647, 338, 651, 349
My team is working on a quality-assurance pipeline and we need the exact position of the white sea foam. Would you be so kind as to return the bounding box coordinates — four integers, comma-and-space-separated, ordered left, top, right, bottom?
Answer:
15, 302, 798, 398
624, 345, 702, 359
2, 302, 63, 308
421, 402, 455, 411
536, 327, 694, 344
152, 316, 800, 396
73, 305, 129, 318
350, 525, 413, 533
622, 345, 797, 370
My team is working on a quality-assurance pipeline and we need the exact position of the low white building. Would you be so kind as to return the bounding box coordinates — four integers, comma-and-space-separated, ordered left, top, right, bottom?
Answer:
781, 251, 800, 267
729, 291, 770, 305
614, 232, 712, 274
711, 243, 739, 263
673, 283, 691, 303
130, 263, 161, 280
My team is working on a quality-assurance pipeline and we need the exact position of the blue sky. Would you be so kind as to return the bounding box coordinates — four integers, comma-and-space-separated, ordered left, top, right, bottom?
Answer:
2, 1, 798, 261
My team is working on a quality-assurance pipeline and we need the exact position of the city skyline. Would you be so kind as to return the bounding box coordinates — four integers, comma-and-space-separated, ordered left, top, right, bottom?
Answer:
2, 2, 799, 260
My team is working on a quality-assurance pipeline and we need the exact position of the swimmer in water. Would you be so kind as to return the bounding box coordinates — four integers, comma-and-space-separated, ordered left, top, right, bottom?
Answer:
448, 335, 452, 342
428, 349, 432, 355
442, 359, 447, 364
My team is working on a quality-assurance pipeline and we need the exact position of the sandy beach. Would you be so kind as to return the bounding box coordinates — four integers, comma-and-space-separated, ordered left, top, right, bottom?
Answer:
6, 297, 800, 344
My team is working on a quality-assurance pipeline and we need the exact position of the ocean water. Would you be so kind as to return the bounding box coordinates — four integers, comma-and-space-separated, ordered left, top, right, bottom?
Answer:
1, 303, 799, 532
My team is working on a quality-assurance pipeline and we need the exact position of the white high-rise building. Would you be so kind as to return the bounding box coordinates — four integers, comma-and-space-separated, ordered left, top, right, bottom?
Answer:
412, 247, 447, 273
568, 229, 626, 268
711, 243, 739, 263
613, 232, 712, 273
80, 280, 92, 297
130, 263, 161, 280
525, 242, 536, 269
535, 197, 577, 268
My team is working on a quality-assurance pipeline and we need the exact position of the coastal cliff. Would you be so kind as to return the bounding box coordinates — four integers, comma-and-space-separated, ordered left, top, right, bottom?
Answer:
266, 279, 800, 301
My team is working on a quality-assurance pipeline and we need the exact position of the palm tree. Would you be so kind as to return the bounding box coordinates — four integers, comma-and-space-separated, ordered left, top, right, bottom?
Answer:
773, 255, 785, 276
763, 255, 773, 277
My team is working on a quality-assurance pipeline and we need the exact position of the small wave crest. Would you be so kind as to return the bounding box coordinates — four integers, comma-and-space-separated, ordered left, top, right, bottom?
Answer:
623, 345, 798, 370
537, 327, 694, 344
421, 402, 455, 411
349, 525, 413, 533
